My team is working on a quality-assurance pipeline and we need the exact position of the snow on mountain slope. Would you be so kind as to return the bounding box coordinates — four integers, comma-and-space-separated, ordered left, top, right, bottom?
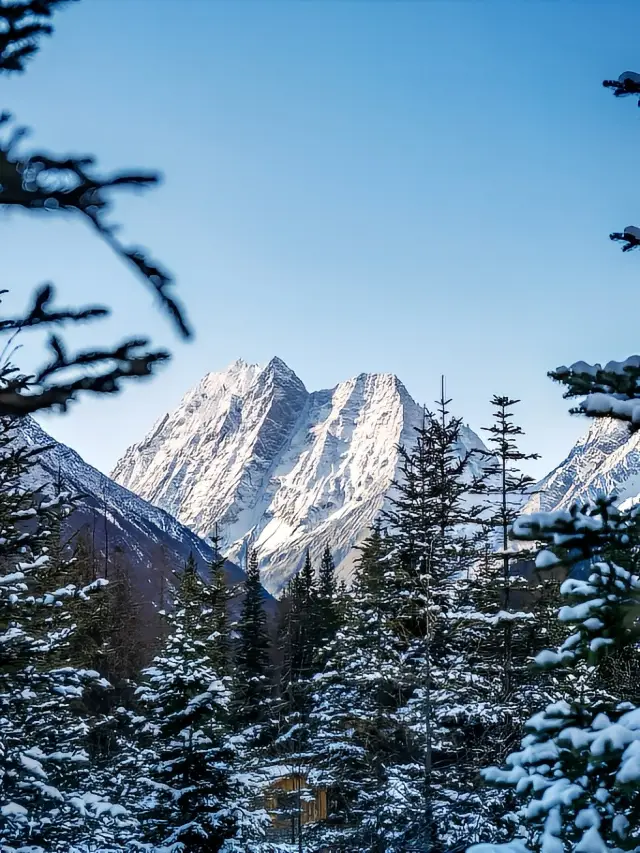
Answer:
19, 417, 248, 599
111, 357, 488, 595
522, 417, 640, 514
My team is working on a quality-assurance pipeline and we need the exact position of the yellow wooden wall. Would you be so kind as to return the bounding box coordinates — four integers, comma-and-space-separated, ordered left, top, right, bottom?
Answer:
266, 774, 327, 825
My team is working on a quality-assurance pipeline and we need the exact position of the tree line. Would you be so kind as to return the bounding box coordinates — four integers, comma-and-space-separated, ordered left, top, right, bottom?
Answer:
3, 3, 640, 853
0, 390, 580, 853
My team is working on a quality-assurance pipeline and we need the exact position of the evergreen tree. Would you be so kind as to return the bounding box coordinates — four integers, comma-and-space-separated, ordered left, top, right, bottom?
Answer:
461, 397, 543, 777
134, 552, 267, 852
0, 416, 127, 851
470, 497, 640, 853
278, 550, 317, 701
234, 548, 272, 729
308, 523, 420, 853
468, 67, 640, 853
263, 550, 326, 845
383, 390, 489, 850
208, 526, 231, 676
315, 544, 341, 656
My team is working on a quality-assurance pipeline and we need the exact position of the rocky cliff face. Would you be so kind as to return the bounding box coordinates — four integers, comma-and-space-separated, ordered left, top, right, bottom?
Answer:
112, 357, 487, 595
522, 418, 640, 514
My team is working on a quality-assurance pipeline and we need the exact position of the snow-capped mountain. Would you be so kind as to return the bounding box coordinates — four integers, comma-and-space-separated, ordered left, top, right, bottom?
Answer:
522, 417, 640, 514
111, 357, 488, 595
20, 417, 248, 600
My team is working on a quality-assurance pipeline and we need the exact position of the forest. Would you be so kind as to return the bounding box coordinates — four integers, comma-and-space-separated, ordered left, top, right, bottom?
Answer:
3, 2, 640, 853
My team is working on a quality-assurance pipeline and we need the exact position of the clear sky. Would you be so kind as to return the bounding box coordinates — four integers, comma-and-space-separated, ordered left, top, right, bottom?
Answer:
5, 0, 640, 479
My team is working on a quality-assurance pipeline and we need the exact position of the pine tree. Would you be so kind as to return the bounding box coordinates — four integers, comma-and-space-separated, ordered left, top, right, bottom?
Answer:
261, 550, 323, 846
208, 526, 231, 676
459, 398, 543, 784
383, 389, 490, 851
467, 68, 640, 853
134, 552, 267, 852
315, 543, 341, 656
470, 497, 640, 853
308, 523, 420, 853
278, 550, 317, 700
234, 548, 272, 729
475, 395, 540, 686
0, 416, 127, 851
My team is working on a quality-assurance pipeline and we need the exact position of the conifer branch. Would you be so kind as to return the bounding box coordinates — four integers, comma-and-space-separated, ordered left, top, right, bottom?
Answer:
0, 1, 191, 417
0, 0, 71, 74
0, 113, 190, 338
603, 71, 640, 104
0, 286, 168, 415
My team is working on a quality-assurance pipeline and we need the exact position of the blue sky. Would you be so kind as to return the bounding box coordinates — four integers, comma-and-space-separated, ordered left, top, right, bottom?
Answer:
5, 0, 640, 478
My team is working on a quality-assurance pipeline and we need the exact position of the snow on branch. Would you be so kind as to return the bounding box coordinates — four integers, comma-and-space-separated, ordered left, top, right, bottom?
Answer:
550, 357, 640, 427
511, 496, 640, 571
603, 70, 640, 104
0, 1, 70, 74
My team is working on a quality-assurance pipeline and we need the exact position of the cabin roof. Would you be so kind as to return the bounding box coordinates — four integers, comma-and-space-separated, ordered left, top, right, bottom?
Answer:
261, 764, 311, 780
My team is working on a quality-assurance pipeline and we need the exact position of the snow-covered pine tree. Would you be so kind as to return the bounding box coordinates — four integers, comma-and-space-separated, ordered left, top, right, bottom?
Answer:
467, 68, 640, 853
384, 390, 491, 850
133, 552, 267, 852
474, 395, 539, 695
258, 545, 343, 848
0, 415, 127, 852
308, 522, 421, 853
458, 397, 543, 783
264, 562, 311, 847
469, 496, 640, 853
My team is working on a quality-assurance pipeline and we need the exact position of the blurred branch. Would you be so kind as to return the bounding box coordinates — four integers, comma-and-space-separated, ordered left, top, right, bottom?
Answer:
605, 72, 640, 253
0, 285, 168, 416
0, 113, 190, 337
0, 1, 192, 417
0, 0, 72, 74
603, 71, 640, 105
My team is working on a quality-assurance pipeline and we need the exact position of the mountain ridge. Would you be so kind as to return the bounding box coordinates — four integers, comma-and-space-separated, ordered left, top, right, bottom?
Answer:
523, 417, 640, 515
111, 357, 488, 595
21, 416, 249, 602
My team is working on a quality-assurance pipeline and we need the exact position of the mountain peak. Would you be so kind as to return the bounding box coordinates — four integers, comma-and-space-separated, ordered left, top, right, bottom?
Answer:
112, 358, 489, 595
265, 355, 290, 371
257, 357, 307, 398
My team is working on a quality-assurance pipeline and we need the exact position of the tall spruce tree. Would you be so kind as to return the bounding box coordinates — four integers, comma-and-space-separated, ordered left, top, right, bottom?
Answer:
0, 416, 127, 851
315, 544, 341, 656
464, 398, 542, 761
133, 552, 267, 852
308, 523, 420, 853
234, 548, 272, 729
208, 526, 231, 676
383, 390, 491, 851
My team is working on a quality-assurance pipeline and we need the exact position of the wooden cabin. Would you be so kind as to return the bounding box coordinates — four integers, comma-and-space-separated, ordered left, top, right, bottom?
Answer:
262, 768, 327, 833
